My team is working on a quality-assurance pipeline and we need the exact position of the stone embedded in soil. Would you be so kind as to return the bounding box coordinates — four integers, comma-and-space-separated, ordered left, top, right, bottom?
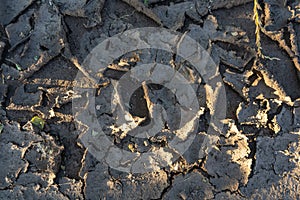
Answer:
163, 171, 214, 200
241, 131, 300, 199
0, 0, 34, 25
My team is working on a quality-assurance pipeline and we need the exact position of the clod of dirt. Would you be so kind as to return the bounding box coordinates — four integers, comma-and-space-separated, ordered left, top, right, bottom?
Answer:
0, 142, 29, 189
163, 171, 214, 199
223, 69, 253, 99
0, 122, 63, 190
83, 162, 168, 199
0, 185, 68, 199
53, 0, 105, 28
187, 24, 210, 49
294, 99, 300, 132
5, 10, 33, 51
9, 3, 66, 80
153, 2, 195, 30
215, 192, 244, 199
10, 85, 42, 107
58, 177, 84, 200
263, 0, 291, 32
204, 119, 252, 192
212, 44, 254, 72
241, 131, 300, 199
237, 100, 270, 127
0, 80, 8, 106
0, 41, 5, 58
0, 0, 34, 26
247, 77, 279, 100
1, 64, 20, 80
269, 105, 293, 133
24, 132, 64, 174
195, 0, 252, 17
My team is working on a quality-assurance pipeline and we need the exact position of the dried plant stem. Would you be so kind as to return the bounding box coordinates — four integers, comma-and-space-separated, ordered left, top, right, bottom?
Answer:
253, 0, 280, 60
253, 0, 263, 58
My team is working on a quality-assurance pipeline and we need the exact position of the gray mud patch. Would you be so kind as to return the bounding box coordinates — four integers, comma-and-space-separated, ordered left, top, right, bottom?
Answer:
0, 0, 300, 199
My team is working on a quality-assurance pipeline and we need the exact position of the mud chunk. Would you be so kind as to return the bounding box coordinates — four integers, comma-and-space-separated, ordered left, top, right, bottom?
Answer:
215, 192, 244, 200
16, 172, 56, 188
83, 162, 114, 199
53, 0, 105, 28
1, 64, 20, 80
11, 85, 42, 107
0, 122, 41, 146
84, 162, 168, 199
121, 170, 168, 199
241, 132, 300, 199
263, 0, 291, 32
0, 0, 34, 25
5, 11, 33, 49
204, 120, 251, 192
163, 171, 214, 200
153, 2, 195, 30
0, 123, 42, 188
212, 44, 252, 71
0, 122, 63, 190
24, 133, 64, 174
294, 99, 300, 131
213, 0, 253, 9
0, 142, 29, 189
247, 78, 279, 100
0, 81, 7, 104
58, 177, 84, 200
0, 185, 68, 200
0, 41, 5, 58
187, 24, 210, 49
223, 69, 253, 99
237, 100, 270, 127
12, 3, 66, 78
269, 105, 293, 133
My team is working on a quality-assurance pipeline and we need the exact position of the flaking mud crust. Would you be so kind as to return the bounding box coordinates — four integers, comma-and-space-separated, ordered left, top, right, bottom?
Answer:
0, 0, 300, 199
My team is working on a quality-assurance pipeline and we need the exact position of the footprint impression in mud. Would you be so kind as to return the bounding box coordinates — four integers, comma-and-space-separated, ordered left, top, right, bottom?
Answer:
73, 27, 226, 174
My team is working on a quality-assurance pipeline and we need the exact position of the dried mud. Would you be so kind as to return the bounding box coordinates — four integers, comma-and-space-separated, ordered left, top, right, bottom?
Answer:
0, 0, 300, 199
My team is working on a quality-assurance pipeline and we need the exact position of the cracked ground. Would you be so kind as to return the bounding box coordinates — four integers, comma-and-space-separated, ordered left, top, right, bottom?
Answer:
0, 0, 300, 199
